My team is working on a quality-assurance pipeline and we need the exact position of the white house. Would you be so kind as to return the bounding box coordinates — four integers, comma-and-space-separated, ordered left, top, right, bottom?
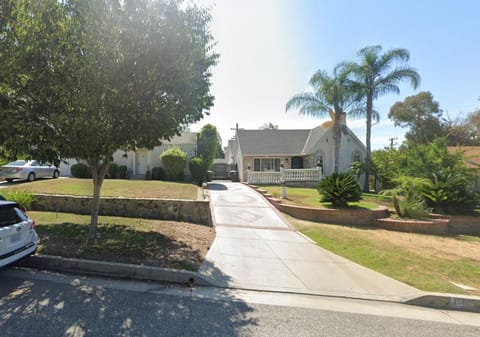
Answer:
227, 116, 366, 183
59, 132, 198, 178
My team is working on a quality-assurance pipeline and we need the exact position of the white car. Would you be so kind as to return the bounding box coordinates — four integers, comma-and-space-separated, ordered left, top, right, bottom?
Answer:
0, 160, 60, 182
0, 200, 38, 268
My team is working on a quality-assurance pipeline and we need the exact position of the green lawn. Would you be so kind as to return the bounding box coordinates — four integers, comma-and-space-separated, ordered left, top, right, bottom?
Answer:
3, 178, 198, 200
288, 216, 480, 295
29, 211, 214, 271
259, 185, 386, 210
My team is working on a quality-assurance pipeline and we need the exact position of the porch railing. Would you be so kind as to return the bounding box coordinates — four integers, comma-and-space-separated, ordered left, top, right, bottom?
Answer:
248, 168, 322, 185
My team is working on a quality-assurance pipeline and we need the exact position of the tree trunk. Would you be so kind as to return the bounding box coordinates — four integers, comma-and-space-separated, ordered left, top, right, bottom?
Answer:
88, 161, 109, 240
363, 96, 373, 192
333, 111, 342, 173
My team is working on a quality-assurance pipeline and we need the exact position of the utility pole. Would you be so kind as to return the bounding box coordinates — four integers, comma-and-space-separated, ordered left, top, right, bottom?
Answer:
388, 137, 398, 149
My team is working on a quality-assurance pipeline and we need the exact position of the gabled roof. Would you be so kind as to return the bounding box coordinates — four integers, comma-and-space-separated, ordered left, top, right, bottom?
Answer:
236, 129, 312, 156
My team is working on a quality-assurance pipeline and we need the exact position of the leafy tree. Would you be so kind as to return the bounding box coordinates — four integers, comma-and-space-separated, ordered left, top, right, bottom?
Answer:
286, 65, 360, 172
388, 91, 444, 145
444, 108, 480, 146
259, 122, 278, 130
371, 148, 402, 190
398, 139, 478, 214
0, 0, 217, 238
160, 147, 187, 181
317, 172, 362, 207
197, 124, 219, 170
345, 45, 420, 191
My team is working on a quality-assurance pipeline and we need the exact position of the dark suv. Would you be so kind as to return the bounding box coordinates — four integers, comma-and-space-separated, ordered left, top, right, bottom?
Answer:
0, 200, 38, 268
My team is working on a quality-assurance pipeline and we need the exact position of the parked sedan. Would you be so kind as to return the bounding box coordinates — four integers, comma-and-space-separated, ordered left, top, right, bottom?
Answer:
0, 160, 60, 182
0, 200, 38, 268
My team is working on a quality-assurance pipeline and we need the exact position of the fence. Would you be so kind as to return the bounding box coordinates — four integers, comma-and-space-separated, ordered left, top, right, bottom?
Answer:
248, 168, 322, 185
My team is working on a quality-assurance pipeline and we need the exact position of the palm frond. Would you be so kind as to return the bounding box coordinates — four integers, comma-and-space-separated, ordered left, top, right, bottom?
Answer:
285, 92, 329, 116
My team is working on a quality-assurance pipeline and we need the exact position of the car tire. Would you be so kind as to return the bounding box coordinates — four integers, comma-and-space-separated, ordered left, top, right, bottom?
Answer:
53, 170, 60, 179
27, 172, 35, 182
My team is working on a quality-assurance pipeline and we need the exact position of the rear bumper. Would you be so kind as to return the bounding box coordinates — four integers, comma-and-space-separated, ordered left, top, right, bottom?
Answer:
0, 172, 28, 180
0, 232, 38, 268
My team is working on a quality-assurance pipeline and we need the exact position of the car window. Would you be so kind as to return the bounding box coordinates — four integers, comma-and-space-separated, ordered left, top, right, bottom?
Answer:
8, 160, 26, 166
13, 207, 28, 221
0, 206, 23, 227
30, 161, 39, 166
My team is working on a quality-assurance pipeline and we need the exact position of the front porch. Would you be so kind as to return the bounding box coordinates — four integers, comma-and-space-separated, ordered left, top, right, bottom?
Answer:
247, 168, 322, 186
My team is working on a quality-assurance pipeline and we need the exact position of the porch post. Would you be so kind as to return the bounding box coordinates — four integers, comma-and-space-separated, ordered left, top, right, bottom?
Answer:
280, 163, 287, 199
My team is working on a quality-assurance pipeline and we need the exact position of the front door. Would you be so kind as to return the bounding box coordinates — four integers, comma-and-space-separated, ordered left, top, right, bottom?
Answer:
291, 156, 304, 169
135, 150, 148, 175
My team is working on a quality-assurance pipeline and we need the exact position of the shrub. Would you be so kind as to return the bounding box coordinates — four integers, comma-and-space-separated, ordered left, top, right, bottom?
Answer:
381, 176, 430, 219
160, 147, 187, 181
145, 167, 152, 180
107, 163, 118, 179
151, 167, 165, 180
423, 172, 478, 214
1, 191, 35, 211
317, 172, 362, 207
118, 165, 128, 179
70, 163, 92, 178
189, 157, 206, 185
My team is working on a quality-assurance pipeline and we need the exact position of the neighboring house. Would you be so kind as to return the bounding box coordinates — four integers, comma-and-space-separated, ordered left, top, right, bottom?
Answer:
227, 117, 366, 182
447, 146, 480, 191
59, 132, 198, 178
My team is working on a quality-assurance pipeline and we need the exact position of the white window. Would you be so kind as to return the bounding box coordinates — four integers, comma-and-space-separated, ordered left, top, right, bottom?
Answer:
352, 151, 362, 163
253, 158, 281, 171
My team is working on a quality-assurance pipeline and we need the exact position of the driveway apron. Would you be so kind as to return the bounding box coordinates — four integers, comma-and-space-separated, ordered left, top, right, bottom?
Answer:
199, 182, 422, 302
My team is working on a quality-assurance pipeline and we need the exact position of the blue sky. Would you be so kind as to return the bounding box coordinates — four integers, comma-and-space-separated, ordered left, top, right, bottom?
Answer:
192, 0, 480, 150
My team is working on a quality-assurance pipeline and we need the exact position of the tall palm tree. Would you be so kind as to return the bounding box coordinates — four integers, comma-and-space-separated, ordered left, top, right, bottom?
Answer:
286, 64, 358, 173
346, 45, 421, 191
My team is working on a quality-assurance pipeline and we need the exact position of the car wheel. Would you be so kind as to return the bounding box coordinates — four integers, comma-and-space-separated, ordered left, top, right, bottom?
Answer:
5, 178, 13, 182
27, 172, 35, 182
53, 170, 60, 179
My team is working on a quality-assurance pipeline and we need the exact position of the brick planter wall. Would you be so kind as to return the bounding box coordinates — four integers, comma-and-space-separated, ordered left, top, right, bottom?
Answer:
273, 202, 389, 226
429, 214, 480, 236
31, 194, 211, 226
373, 218, 450, 235
248, 184, 480, 236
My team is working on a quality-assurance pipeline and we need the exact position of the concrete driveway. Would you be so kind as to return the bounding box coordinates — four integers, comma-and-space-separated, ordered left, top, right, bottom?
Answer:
199, 182, 422, 302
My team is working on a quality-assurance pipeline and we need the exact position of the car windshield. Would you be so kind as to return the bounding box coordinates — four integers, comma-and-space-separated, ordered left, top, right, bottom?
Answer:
7, 160, 27, 166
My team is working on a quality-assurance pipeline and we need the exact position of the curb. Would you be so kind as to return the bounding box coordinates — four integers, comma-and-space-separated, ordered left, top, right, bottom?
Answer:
406, 293, 480, 313
16, 254, 214, 287
15, 255, 480, 313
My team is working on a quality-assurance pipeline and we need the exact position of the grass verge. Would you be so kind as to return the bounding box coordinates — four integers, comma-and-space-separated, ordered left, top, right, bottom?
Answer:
287, 216, 480, 295
29, 211, 214, 271
4, 178, 198, 200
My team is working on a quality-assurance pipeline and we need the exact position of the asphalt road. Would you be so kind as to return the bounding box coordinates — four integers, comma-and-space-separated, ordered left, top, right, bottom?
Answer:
1, 268, 479, 337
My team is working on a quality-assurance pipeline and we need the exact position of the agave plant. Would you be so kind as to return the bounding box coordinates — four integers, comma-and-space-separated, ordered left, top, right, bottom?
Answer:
317, 172, 362, 207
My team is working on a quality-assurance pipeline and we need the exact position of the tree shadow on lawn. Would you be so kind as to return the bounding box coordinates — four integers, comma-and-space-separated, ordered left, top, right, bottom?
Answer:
35, 222, 209, 271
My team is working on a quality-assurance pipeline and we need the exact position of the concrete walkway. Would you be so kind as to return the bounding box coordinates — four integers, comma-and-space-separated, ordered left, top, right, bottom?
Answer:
199, 182, 422, 302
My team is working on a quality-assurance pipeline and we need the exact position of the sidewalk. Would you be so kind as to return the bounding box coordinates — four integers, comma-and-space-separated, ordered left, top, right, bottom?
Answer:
198, 182, 474, 305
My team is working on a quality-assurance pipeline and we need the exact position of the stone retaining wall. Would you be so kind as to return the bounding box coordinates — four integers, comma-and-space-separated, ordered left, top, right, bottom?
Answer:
31, 194, 211, 226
